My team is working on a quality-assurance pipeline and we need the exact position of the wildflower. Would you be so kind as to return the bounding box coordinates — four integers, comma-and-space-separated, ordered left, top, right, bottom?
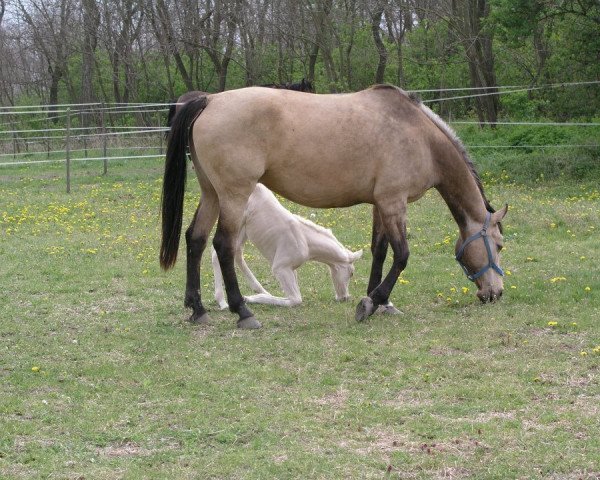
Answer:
571, 322, 578, 327
584, 287, 591, 292
398, 279, 409, 285
550, 277, 566, 283
505, 270, 512, 276
591, 346, 600, 354
547, 321, 558, 327
550, 223, 557, 229
450, 287, 456, 293
580, 351, 588, 356
31, 366, 40, 372
510, 285, 517, 289
461, 287, 469, 294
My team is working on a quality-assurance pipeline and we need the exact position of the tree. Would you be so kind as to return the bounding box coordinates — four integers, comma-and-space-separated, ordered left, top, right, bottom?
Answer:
15, 0, 76, 119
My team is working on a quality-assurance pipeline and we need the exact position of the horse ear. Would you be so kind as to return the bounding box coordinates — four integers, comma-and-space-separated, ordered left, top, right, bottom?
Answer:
492, 204, 508, 223
350, 249, 363, 262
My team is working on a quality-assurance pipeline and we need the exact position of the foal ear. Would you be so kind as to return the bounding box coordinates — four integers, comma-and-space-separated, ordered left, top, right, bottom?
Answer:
350, 249, 363, 262
492, 204, 509, 224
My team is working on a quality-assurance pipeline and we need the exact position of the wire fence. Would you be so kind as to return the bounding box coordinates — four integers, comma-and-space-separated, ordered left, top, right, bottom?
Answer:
1, 81, 598, 192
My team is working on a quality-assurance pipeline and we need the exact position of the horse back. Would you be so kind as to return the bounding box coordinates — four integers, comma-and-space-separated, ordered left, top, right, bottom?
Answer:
192, 87, 442, 208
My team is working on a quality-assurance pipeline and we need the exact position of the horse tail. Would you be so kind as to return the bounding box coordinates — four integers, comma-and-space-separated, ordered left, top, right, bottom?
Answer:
165, 101, 177, 139
160, 96, 209, 270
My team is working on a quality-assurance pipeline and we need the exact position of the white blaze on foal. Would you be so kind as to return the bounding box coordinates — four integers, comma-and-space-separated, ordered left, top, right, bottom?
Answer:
212, 184, 364, 309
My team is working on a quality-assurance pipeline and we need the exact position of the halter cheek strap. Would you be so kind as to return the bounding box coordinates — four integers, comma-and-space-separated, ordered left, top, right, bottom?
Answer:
455, 212, 504, 282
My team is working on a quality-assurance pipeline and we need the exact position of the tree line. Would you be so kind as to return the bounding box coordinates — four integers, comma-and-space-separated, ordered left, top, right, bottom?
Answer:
0, 0, 598, 123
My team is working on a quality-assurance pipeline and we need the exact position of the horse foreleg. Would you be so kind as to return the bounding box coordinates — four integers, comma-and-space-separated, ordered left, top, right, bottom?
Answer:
356, 203, 409, 322
213, 204, 261, 329
367, 205, 389, 295
185, 194, 219, 324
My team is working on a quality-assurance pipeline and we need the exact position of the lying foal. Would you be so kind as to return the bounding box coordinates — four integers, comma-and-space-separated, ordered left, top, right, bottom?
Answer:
212, 184, 363, 309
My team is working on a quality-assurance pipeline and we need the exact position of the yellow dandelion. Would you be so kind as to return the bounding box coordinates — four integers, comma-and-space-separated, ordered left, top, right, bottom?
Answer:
450, 287, 456, 293
580, 351, 588, 356
461, 287, 469, 294
31, 366, 40, 372
550, 277, 566, 283
506, 270, 512, 276
547, 321, 558, 327
550, 223, 557, 228
584, 286, 591, 292
510, 285, 517, 289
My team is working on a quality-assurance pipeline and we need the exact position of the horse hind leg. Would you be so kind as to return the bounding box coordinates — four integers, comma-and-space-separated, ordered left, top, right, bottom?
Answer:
213, 198, 261, 329
185, 190, 219, 324
356, 202, 409, 322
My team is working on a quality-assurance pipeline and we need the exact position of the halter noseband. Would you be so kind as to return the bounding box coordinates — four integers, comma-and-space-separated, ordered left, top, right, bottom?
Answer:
455, 212, 504, 282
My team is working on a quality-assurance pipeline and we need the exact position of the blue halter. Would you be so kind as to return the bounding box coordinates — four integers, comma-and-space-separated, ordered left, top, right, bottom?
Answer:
455, 212, 504, 282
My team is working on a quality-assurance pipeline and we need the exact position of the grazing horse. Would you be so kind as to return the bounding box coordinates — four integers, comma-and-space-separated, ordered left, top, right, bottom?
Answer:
160, 85, 508, 329
211, 183, 364, 309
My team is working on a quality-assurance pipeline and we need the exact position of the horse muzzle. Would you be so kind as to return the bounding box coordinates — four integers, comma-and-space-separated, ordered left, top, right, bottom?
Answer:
477, 287, 503, 303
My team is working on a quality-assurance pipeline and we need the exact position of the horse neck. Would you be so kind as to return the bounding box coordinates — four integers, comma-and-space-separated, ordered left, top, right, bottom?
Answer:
435, 152, 489, 236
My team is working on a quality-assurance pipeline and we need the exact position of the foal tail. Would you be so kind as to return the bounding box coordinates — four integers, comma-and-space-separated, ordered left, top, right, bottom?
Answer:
160, 96, 209, 270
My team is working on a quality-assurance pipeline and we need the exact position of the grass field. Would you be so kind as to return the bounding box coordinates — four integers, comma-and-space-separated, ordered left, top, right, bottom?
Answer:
1, 158, 599, 479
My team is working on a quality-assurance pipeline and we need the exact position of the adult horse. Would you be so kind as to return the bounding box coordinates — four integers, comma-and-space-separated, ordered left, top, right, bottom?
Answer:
160, 85, 508, 329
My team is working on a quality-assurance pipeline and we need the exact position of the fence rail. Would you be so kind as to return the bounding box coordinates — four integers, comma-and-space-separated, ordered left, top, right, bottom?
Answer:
1, 83, 599, 191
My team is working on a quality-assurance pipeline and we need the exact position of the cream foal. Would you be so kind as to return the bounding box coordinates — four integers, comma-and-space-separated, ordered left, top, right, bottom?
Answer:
212, 184, 368, 309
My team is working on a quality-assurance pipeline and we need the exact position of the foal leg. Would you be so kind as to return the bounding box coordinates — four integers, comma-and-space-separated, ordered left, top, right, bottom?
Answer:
356, 202, 409, 322
213, 201, 261, 329
211, 247, 228, 310
185, 192, 219, 324
245, 264, 302, 307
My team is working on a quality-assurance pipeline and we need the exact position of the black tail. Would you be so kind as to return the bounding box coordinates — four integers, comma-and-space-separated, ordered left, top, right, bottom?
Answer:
165, 102, 177, 139
160, 96, 209, 270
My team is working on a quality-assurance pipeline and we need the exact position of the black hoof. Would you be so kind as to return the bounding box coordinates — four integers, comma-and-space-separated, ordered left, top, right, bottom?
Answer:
355, 296, 375, 322
237, 316, 262, 329
189, 312, 210, 325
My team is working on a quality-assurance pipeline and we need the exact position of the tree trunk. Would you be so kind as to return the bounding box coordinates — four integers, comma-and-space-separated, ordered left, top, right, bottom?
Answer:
371, 5, 387, 84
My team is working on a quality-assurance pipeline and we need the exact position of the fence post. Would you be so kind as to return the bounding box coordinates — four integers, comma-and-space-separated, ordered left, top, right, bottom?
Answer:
101, 104, 108, 175
66, 109, 71, 194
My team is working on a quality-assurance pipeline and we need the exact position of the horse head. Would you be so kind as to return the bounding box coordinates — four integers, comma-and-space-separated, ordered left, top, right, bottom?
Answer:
455, 205, 508, 302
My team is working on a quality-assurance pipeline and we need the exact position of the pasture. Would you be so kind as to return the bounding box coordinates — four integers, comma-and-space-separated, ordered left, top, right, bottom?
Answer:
1, 158, 599, 479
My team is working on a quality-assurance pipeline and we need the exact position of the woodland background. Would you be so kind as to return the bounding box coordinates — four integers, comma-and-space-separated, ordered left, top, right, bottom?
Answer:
0, 0, 599, 126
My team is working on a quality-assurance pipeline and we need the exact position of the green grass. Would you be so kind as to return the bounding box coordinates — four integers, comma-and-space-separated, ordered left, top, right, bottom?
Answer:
1, 159, 599, 479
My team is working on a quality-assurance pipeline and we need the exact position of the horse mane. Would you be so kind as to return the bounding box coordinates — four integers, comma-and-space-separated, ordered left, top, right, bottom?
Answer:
371, 84, 495, 215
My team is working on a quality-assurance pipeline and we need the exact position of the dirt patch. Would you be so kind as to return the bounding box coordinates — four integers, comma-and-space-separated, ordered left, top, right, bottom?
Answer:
96, 441, 151, 457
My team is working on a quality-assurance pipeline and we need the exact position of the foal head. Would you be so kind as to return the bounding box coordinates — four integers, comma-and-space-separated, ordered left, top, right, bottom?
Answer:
455, 205, 508, 303
329, 250, 363, 301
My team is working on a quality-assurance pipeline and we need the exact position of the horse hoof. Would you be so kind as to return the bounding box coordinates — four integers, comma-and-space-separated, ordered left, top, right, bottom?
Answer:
237, 316, 262, 330
189, 312, 210, 325
376, 303, 403, 315
355, 297, 374, 322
